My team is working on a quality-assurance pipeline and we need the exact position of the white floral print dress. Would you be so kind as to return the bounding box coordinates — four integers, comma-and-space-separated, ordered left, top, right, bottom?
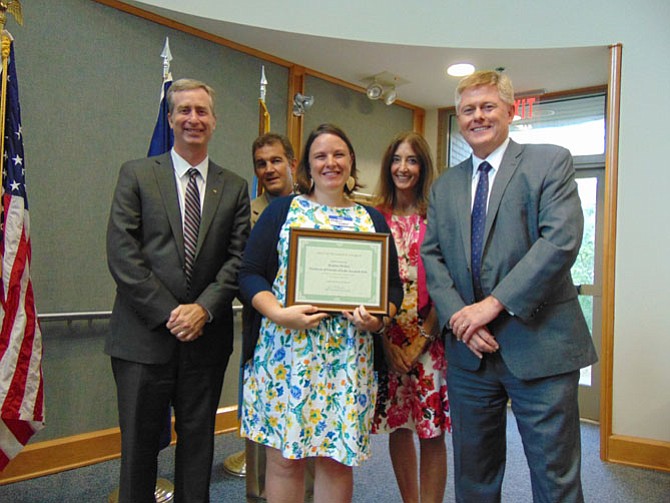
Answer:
241, 196, 378, 467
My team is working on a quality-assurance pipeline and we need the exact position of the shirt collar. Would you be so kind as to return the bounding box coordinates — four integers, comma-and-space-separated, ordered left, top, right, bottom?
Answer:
170, 148, 209, 179
471, 137, 510, 180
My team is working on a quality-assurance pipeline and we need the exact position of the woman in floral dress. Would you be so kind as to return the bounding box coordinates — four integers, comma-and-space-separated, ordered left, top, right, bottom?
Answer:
239, 124, 403, 503
372, 132, 450, 503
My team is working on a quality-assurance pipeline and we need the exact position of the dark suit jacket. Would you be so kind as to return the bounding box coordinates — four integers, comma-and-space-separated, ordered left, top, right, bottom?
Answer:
106, 152, 250, 366
422, 140, 597, 380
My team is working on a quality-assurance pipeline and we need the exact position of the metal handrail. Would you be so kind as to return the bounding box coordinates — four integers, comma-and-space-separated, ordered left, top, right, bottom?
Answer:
38, 311, 112, 322
37, 304, 243, 323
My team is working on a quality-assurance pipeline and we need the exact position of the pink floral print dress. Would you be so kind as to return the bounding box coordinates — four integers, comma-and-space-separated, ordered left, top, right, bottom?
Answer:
372, 213, 450, 438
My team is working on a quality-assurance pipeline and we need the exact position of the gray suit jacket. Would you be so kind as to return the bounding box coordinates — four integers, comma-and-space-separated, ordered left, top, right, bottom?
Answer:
106, 152, 250, 365
422, 140, 597, 380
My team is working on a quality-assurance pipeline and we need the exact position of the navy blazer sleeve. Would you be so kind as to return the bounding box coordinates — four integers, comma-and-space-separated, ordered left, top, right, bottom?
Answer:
239, 196, 293, 305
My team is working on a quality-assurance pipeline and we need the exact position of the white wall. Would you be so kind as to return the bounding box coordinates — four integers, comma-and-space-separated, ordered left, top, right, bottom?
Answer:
141, 0, 670, 442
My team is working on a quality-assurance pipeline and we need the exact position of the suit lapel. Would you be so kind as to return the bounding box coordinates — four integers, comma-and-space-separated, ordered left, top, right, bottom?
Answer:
456, 158, 474, 268
153, 153, 185, 260
198, 161, 226, 252
484, 140, 523, 239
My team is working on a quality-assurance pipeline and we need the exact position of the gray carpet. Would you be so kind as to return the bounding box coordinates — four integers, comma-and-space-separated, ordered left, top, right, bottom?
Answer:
0, 413, 668, 502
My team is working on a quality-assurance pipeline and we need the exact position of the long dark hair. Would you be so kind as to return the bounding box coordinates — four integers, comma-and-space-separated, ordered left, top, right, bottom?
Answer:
374, 131, 435, 216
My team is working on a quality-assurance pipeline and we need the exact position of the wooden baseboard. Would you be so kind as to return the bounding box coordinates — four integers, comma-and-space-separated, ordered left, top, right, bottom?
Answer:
0, 406, 239, 485
606, 434, 670, 472
3, 407, 669, 484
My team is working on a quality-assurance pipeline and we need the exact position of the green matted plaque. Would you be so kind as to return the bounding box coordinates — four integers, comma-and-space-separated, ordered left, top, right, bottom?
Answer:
286, 227, 390, 314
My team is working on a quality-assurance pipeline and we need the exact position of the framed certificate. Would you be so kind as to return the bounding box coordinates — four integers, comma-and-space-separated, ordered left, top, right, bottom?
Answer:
286, 227, 390, 314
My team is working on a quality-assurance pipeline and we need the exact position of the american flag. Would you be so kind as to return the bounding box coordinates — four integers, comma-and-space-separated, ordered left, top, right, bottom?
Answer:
0, 41, 45, 471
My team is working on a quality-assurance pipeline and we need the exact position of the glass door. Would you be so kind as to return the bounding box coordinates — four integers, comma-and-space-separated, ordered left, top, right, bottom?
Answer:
573, 168, 604, 421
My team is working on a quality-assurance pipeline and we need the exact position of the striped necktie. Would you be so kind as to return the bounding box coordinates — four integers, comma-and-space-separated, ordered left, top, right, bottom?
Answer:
471, 161, 492, 301
183, 168, 201, 285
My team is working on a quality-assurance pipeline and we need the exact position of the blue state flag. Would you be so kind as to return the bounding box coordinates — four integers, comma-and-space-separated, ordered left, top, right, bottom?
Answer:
148, 78, 174, 156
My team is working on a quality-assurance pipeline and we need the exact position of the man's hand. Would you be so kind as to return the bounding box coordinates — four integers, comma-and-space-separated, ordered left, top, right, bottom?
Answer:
449, 296, 504, 356
167, 303, 208, 342
462, 327, 499, 359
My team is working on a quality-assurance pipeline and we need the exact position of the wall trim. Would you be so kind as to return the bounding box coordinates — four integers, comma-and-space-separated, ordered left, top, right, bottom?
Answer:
0, 406, 239, 485
93, 0, 293, 68
607, 435, 670, 473
94, 0, 425, 131
600, 43, 621, 463
3, 405, 668, 485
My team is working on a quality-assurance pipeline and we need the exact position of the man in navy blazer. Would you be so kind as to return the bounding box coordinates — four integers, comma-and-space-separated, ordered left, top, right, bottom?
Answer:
106, 79, 250, 502
422, 70, 597, 502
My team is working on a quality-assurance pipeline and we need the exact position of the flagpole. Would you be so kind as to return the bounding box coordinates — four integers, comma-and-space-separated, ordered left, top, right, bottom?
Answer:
0, 31, 11, 191
0, 2, 23, 170
0, 1, 24, 284
161, 36, 172, 82
254, 65, 270, 198
259, 65, 270, 134
222, 65, 274, 481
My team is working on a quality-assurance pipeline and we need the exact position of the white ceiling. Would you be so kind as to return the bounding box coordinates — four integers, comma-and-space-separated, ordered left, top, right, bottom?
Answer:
122, 1, 611, 109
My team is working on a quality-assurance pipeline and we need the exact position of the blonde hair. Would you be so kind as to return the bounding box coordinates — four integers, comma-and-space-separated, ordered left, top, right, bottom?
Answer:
455, 70, 514, 112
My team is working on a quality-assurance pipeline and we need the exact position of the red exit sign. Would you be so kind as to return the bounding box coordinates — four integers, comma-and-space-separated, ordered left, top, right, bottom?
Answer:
515, 97, 537, 119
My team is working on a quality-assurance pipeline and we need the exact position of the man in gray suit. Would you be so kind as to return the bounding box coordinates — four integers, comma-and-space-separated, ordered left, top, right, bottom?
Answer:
422, 70, 597, 502
106, 78, 250, 503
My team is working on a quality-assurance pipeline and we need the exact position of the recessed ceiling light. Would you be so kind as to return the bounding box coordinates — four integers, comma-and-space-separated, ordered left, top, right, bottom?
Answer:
447, 63, 475, 77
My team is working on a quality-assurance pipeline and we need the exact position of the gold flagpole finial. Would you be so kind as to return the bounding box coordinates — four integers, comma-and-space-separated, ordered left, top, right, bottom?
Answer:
0, 1, 23, 32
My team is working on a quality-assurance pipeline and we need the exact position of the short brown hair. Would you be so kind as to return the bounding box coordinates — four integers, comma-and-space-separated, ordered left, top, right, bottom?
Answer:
295, 123, 360, 195
251, 133, 295, 163
166, 78, 216, 117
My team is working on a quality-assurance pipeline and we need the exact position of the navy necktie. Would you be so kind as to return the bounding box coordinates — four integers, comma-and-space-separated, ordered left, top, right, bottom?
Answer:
471, 161, 492, 301
183, 168, 201, 286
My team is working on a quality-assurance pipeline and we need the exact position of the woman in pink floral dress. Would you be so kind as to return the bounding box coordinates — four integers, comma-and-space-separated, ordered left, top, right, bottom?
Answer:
372, 132, 450, 503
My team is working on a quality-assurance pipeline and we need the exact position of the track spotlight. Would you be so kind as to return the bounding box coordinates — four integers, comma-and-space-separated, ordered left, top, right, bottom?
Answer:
292, 93, 314, 116
366, 81, 384, 100
383, 87, 397, 105
363, 72, 406, 106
